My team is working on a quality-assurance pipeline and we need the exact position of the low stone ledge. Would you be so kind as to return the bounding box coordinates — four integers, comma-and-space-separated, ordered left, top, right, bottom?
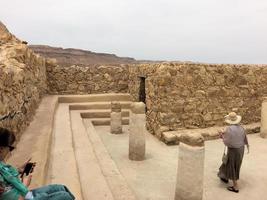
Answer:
6, 96, 58, 188
162, 131, 179, 145
162, 122, 260, 145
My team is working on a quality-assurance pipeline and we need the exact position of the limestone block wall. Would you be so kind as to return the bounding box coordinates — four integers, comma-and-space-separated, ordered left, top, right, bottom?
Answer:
46, 61, 129, 94
129, 63, 267, 137
0, 22, 47, 147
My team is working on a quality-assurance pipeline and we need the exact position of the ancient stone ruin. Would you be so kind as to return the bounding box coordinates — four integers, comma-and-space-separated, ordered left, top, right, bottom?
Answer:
1, 21, 267, 200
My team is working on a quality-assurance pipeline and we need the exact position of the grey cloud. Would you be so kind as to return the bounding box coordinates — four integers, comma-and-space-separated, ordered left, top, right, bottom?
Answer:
0, 0, 267, 63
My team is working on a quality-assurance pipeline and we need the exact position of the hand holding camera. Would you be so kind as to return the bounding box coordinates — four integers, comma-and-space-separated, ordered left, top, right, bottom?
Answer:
20, 162, 36, 178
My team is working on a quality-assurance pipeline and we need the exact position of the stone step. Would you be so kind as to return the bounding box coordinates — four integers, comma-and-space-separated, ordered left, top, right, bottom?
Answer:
71, 111, 114, 200
47, 104, 83, 199
162, 122, 260, 145
80, 109, 130, 118
59, 93, 132, 103
69, 101, 131, 110
7, 96, 58, 189
90, 118, 130, 126
83, 119, 137, 200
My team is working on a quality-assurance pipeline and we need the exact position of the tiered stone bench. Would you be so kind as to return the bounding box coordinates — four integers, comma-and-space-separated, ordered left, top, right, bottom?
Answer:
7, 93, 136, 200
7, 96, 58, 189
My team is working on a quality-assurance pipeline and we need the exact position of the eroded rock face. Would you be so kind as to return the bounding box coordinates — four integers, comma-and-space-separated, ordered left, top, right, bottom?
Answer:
0, 21, 47, 154
0, 22, 19, 45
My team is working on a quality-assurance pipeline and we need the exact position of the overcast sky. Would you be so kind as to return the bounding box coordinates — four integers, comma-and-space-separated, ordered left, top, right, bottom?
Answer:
1, 0, 267, 63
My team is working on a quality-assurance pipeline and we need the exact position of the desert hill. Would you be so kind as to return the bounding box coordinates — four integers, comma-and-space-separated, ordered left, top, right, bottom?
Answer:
29, 45, 137, 66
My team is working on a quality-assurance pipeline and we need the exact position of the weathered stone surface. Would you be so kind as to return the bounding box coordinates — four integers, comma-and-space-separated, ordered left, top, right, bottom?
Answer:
128, 63, 267, 138
110, 112, 122, 134
162, 131, 177, 144
131, 102, 145, 114
129, 103, 146, 161
0, 22, 47, 158
110, 102, 122, 134
0, 22, 19, 44
155, 125, 170, 138
179, 133, 205, 147
111, 101, 121, 112
175, 142, 205, 200
260, 98, 267, 138
46, 61, 129, 94
1, 19, 267, 151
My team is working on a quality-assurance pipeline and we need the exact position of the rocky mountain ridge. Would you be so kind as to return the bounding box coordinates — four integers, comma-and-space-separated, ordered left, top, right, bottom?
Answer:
29, 45, 137, 66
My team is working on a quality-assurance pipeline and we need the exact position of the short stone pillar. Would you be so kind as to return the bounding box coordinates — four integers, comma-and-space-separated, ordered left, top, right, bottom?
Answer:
129, 102, 146, 161
175, 133, 205, 200
261, 97, 267, 138
110, 101, 122, 134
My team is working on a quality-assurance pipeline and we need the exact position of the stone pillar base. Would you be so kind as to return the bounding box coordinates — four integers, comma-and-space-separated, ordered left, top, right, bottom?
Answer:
110, 112, 122, 134
110, 101, 122, 134
129, 102, 146, 161
175, 142, 205, 200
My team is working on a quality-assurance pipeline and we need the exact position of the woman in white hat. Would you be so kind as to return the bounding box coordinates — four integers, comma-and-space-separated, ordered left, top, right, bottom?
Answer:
217, 112, 249, 193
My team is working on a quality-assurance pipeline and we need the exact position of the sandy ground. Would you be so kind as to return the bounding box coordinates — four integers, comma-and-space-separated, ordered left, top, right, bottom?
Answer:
95, 125, 267, 200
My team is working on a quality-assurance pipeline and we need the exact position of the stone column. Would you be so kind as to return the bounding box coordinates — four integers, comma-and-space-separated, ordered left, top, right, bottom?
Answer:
261, 97, 267, 138
110, 101, 122, 134
129, 102, 146, 161
175, 133, 205, 200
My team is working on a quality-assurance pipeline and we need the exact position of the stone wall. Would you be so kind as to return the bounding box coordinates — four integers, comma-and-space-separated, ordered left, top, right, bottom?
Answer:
129, 63, 267, 137
1, 19, 267, 147
46, 60, 129, 94
0, 22, 47, 155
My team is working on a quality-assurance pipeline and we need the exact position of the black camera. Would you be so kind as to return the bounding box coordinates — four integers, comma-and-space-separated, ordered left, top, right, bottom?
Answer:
20, 162, 34, 178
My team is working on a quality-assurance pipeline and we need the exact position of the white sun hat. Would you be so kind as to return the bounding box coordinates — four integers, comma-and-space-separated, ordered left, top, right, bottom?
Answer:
224, 112, 242, 125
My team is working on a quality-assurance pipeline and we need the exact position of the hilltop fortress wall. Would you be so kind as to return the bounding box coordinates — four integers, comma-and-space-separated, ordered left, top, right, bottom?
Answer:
128, 63, 267, 137
1, 21, 267, 144
46, 61, 267, 137
46, 60, 129, 94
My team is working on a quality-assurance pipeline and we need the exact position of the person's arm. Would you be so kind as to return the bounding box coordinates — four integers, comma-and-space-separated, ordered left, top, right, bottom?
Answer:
5, 176, 29, 196
0, 166, 29, 197
22, 175, 32, 187
19, 176, 32, 200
